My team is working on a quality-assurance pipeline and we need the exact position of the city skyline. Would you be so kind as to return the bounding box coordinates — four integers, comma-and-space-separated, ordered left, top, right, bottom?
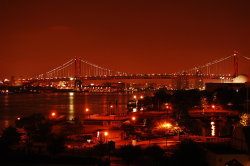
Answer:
1, 0, 250, 79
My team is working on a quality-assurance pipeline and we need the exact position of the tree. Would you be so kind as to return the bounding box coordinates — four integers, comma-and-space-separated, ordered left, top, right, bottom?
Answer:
172, 139, 208, 166
154, 88, 171, 110
0, 126, 21, 151
47, 135, 66, 156
171, 90, 201, 130
15, 114, 52, 142
144, 145, 165, 165
118, 145, 142, 165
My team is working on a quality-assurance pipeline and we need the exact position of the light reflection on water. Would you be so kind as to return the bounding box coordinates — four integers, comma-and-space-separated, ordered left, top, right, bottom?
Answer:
4, 95, 9, 106
68, 92, 75, 120
0, 93, 138, 131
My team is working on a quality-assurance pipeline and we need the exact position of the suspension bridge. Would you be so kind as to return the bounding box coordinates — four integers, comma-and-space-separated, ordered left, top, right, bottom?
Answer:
21, 52, 250, 90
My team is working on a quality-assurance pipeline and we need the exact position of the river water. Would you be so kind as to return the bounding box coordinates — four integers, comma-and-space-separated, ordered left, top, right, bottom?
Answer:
0, 92, 136, 131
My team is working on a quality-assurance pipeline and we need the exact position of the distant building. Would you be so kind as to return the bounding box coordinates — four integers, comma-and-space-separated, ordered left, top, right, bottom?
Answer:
205, 83, 246, 92
174, 72, 189, 90
177, 78, 189, 90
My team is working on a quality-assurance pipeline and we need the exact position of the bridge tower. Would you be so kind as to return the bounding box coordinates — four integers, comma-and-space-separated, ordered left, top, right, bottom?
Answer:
233, 51, 238, 77
74, 57, 82, 91
74, 57, 82, 78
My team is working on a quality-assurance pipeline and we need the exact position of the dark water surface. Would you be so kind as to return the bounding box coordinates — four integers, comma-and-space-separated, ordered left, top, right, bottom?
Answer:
0, 92, 134, 131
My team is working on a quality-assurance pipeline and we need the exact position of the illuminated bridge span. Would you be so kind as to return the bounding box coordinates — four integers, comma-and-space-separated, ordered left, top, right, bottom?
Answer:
38, 57, 127, 78
23, 52, 250, 88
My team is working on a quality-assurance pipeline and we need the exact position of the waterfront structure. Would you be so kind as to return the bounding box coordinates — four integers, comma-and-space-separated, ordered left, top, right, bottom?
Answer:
15, 53, 250, 91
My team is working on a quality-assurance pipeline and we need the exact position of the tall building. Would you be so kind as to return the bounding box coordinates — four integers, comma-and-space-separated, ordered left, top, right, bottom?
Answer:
194, 70, 204, 89
175, 72, 189, 90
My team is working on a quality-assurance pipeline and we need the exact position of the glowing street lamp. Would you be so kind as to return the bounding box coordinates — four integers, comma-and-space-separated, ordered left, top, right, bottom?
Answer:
163, 122, 172, 129
161, 122, 172, 149
87, 139, 91, 148
131, 116, 136, 121
104, 131, 109, 143
140, 95, 144, 99
51, 112, 56, 118
85, 108, 90, 118
133, 108, 137, 112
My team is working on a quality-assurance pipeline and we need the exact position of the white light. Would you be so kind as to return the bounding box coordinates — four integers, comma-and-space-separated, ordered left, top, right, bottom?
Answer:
133, 108, 137, 112
69, 77, 74, 81
69, 92, 74, 96
87, 139, 91, 143
211, 121, 215, 136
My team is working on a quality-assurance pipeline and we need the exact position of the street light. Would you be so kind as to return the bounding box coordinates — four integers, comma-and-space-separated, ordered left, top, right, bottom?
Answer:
131, 116, 136, 121
87, 139, 91, 148
133, 95, 138, 112
85, 108, 90, 118
51, 112, 56, 118
110, 105, 114, 115
104, 131, 108, 143
133, 108, 137, 112
163, 122, 172, 129
161, 122, 172, 149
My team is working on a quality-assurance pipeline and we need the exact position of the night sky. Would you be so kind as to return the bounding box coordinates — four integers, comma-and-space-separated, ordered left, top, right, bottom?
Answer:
1, 0, 250, 79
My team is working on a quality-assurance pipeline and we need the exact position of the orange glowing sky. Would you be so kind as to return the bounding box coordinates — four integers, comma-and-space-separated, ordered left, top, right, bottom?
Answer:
1, 0, 250, 79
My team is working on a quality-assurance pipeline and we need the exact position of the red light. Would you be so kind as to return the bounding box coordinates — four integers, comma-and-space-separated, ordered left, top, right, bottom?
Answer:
51, 112, 56, 117
131, 116, 136, 121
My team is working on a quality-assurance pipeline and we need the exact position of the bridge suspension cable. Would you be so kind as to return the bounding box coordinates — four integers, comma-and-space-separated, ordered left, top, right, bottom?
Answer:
79, 58, 127, 76
173, 54, 236, 77
37, 57, 127, 79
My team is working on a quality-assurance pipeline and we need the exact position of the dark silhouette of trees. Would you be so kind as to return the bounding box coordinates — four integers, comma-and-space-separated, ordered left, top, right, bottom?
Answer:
154, 87, 171, 105
47, 134, 66, 156
172, 139, 208, 166
0, 126, 21, 151
144, 145, 165, 165
214, 88, 245, 111
15, 114, 52, 143
118, 145, 142, 165
171, 89, 201, 129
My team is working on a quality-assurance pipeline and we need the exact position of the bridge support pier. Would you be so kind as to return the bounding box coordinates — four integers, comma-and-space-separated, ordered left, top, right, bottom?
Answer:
74, 79, 82, 92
